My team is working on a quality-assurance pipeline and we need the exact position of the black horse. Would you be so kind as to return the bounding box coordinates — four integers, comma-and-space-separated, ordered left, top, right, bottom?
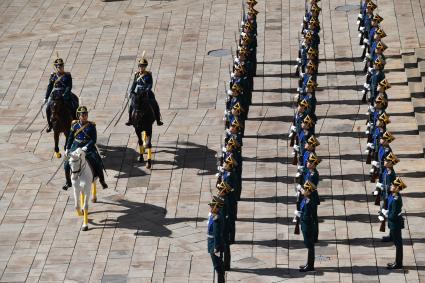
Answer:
132, 90, 156, 169
49, 89, 73, 158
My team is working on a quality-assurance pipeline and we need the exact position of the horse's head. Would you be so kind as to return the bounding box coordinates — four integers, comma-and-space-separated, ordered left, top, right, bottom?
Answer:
69, 148, 86, 175
50, 89, 65, 114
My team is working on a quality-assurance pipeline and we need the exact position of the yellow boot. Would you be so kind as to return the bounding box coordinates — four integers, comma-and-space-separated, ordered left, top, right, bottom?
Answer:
82, 209, 88, 231
92, 183, 97, 203
146, 148, 152, 169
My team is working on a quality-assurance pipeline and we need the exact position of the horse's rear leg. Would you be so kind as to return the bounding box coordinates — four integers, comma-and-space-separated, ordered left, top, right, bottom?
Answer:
92, 182, 97, 203
136, 131, 144, 162
54, 131, 62, 158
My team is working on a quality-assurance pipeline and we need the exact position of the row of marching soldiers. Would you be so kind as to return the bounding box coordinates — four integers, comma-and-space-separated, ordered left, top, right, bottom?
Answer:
358, 0, 407, 270
289, 0, 322, 273
207, 0, 258, 282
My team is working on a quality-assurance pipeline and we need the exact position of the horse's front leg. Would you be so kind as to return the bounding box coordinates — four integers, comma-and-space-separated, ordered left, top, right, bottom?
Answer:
81, 183, 91, 231
136, 130, 144, 162
73, 186, 83, 217
91, 182, 97, 203
54, 131, 62, 158
145, 134, 152, 169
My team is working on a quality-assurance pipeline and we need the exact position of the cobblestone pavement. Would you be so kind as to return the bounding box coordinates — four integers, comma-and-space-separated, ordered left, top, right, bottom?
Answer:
0, 0, 425, 282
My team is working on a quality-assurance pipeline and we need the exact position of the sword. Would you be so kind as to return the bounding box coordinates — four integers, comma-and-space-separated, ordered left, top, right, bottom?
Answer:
25, 101, 47, 131
113, 95, 130, 128
46, 156, 66, 185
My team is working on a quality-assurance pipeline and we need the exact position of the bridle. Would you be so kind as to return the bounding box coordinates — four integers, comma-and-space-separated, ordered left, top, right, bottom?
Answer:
70, 155, 86, 176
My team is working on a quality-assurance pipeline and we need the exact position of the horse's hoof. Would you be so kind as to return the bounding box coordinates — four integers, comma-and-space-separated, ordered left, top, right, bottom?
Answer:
146, 159, 152, 169
138, 155, 144, 163
55, 152, 62, 158
92, 198, 97, 203
81, 225, 88, 231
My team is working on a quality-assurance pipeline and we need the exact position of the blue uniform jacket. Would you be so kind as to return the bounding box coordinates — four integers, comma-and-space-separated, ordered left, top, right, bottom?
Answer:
45, 72, 72, 100
207, 212, 224, 253
66, 121, 97, 152
387, 194, 404, 230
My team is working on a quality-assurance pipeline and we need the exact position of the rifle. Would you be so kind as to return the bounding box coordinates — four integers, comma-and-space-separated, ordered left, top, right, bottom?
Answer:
366, 149, 372, 164
294, 192, 301, 235
292, 151, 298, 166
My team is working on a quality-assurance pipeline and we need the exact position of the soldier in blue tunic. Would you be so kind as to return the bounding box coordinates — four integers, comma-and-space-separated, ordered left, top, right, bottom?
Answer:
207, 196, 226, 283
383, 177, 406, 269
64, 106, 108, 191
44, 56, 79, 132
126, 58, 163, 126
295, 180, 317, 272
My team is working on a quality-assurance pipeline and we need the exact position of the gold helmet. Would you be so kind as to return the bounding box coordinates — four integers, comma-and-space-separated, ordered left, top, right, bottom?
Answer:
307, 61, 318, 71
299, 99, 309, 108
385, 152, 400, 165
208, 195, 224, 208
382, 131, 395, 143
307, 47, 318, 57
231, 83, 242, 94
216, 180, 233, 193
376, 41, 388, 51
392, 177, 407, 190
224, 154, 237, 168
232, 102, 245, 115
226, 137, 240, 151
311, 4, 322, 14
378, 78, 391, 90
307, 135, 320, 147
303, 180, 317, 193
376, 27, 387, 38
54, 52, 64, 66
303, 115, 315, 128
248, 7, 259, 15
304, 31, 314, 40
374, 57, 385, 68
231, 117, 243, 130
308, 152, 321, 166
367, 1, 377, 10
378, 112, 391, 125
306, 78, 318, 90
372, 14, 384, 23
375, 94, 387, 106
309, 17, 319, 27
138, 50, 148, 66
76, 106, 88, 116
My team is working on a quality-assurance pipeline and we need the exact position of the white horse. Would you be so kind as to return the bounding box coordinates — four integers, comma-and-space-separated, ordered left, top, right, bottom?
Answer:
68, 147, 98, 231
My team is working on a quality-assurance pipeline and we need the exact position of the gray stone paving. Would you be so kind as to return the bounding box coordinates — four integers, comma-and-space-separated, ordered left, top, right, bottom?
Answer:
0, 0, 425, 282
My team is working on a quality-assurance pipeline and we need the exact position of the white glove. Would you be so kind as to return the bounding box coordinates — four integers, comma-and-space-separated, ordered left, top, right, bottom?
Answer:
369, 168, 375, 174
230, 72, 235, 78
376, 182, 383, 189
363, 38, 369, 45
43, 98, 47, 104
295, 172, 301, 178
358, 13, 363, 19
371, 161, 378, 167
361, 89, 366, 95
296, 184, 302, 191
364, 149, 370, 154
368, 67, 373, 73
366, 143, 373, 149
381, 209, 389, 217
82, 146, 88, 152
361, 45, 365, 49
293, 145, 300, 152
363, 83, 369, 88
366, 122, 371, 127
297, 165, 304, 170
217, 166, 223, 171
373, 190, 379, 196
222, 146, 226, 153
359, 27, 365, 32
227, 90, 233, 96
297, 87, 301, 92
297, 58, 302, 63
288, 132, 294, 138
369, 105, 375, 112
65, 149, 68, 156
378, 215, 385, 222
294, 210, 301, 218
365, 130, 370, 135
357, 20, 361, 26
290, 125, 296, 132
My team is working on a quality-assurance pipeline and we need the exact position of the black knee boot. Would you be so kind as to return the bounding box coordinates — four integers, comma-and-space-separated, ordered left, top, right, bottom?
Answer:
63, 170, 71, 191
125, 106, 133, 126
387, 246, 403, 269
97, 169, 108, 189
46, 108, 52, 132
223, 245, 231, 271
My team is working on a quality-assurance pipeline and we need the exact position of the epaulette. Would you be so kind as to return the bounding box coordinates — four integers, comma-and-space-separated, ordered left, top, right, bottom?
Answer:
213, 215, 220, 221
89, 121, 96, 126
71, 120, 79, 126
394, 195, 399, 200
143, 70, 151, 75
64, 72, 71, 76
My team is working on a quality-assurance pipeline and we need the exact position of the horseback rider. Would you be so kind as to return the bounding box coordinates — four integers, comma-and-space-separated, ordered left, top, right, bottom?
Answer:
63, 106, 108, 191
126, 57, 163, 126
44, 54, 78, 133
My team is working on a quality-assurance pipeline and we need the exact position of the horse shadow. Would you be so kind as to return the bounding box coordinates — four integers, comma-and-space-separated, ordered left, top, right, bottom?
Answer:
154, 141, 219, 176
88, 198, 203, 236
97, 144, 148, 179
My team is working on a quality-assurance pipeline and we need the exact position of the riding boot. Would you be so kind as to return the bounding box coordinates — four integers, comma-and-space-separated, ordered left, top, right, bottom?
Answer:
300, 248, 315, 272
98, 169, 108, 189
381, 233, 392, 242
63, 170, 72, 191
217, 271, 225, 283
152, 100, 163, 126
223, 245, 231, 271
46, 108, 52, 133
387, 246, 403, 269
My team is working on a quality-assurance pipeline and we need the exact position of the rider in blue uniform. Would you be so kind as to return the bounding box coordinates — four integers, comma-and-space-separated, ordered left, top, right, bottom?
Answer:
126, 58, 163, 126
44, 56, 78, 132
64, 106, 108, 191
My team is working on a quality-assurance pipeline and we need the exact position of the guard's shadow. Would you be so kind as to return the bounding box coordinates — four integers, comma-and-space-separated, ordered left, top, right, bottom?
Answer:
88, 198, 203, 236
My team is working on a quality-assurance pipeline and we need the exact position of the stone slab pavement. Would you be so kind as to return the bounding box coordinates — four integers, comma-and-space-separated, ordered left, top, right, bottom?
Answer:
0, 0, 424, 282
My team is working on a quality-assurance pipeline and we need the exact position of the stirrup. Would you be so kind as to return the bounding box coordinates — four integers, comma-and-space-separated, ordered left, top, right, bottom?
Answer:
125, 121, 132, 126
46, 126, 52, 133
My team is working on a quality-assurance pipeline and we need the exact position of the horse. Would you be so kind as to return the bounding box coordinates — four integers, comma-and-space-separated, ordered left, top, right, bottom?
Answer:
49, 89, 73, 158
131, 90, 156, 169
68, 148, 98, 231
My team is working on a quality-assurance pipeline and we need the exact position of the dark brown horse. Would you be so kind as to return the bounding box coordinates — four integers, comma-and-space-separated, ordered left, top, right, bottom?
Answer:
49, 89, 73, 158
132, 90, 156, 168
